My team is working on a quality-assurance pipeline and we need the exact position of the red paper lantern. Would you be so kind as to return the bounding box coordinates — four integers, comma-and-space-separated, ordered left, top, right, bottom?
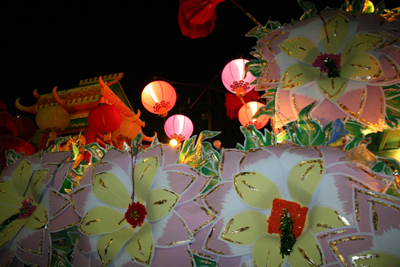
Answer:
222, 59, 256, 97
238, 101, 269, 129
87, 104, 122, 140
164, 115, 193, 144
141, 81, 177, 118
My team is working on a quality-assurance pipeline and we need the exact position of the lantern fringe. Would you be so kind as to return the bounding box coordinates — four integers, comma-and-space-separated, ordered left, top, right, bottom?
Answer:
178, 2, 217, 39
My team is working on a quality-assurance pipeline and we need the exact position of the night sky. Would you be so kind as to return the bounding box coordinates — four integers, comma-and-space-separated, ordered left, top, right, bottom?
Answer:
2, 1, 396, 148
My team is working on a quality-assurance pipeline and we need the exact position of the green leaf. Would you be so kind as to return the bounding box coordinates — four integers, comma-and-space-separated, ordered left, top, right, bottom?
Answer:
245, 26, 271, 40
236, 143, 245, 151
131, 132, 143, 156
239, 124, 276, 150
266, 21, 282, 30
345, 120, 365, 139
351, 0, 364, 14
193, 254, 218, 267
83, 143, 106, 162
375, 1, 386, 15
298, 0, 318, 20
372, 161, 385, 173
323, 121, 333, 144
246, 60, 268, 78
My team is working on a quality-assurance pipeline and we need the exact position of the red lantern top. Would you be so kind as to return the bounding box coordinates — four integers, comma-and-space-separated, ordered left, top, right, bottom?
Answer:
164, 115, 193, 142
238, 101, 269, 129
141, 81, 177, 117
221, 59, 256, 97
87, 104, 122, 135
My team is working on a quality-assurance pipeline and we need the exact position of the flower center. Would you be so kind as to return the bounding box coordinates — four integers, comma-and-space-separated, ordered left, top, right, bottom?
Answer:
18, 197, 37, 219
267, 199, 308, 258
125, 202, 147, 228
312, 52, 341, 78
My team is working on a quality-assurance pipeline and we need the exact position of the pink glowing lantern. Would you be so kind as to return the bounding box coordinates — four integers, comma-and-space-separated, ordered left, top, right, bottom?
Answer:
164, 115, 193, 144
141, 81, 177, 118
238, 101, 269, 129
221, 59, 256, 97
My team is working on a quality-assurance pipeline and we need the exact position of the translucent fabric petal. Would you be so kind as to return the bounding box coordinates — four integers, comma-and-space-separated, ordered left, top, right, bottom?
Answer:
126, 223, 154, 266
80, 206, 126, 236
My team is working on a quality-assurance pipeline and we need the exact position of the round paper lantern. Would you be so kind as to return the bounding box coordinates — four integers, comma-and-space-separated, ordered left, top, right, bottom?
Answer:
87, 104, 122, 140
221, 59, 256, 97
17, 115, 37, 141
35, 105, 70, 140
142, 81, 177, 117
164, 115, 193, 144
238, 101, 269, 129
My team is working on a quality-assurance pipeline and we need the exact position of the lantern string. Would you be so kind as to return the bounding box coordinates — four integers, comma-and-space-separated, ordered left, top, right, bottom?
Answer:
230, 0, 263, 28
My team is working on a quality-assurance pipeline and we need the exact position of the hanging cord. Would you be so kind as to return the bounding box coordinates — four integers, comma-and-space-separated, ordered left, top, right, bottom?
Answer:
230, 0, 263, 28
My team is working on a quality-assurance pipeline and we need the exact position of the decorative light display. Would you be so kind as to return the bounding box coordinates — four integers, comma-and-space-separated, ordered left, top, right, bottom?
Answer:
35, 105, 70, 141
164, 114, 193, 145
141, 81, 177, 118
222, 58, 256, 97
87, 103, 122, 141
238, 101, 269, 129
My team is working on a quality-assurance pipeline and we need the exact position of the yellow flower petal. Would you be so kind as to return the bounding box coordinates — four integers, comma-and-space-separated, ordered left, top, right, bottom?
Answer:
287, 230, 324, 267
80, 206, 126, 236
31, 169, 49, 196
287, 159, 325, 206
25, 203, 48, 230
341, 33, 385, 64
0, 180, 24, 206
280, 37, 320, 64
0, 204, 19, 223
12, 160, 32, 197
253, 235, 284, 266
351, 251, 400, 266
307, 206, 349, 234
233, 172, 281, 209
126, 222, 154, 266
134, 157, 158, 204
146, 188, 179, 222
0, 218, 27, 249
93, 172, 131, 209
220, 211, 268, 246
342, 52, 383, 81
317, 76, 348, 102
281, 64, 319, 90
96, 226, 135, 266
322, 14, 350, 54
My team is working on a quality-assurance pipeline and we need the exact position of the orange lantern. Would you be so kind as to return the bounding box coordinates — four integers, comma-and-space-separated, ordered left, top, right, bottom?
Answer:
141, 81, 177, 118
87, 104, 122, 141
238, 101, 269, 129
35, 105, 70, 141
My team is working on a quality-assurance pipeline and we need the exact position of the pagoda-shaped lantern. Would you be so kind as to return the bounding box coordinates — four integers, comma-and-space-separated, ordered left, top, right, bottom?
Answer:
164, 114, 193, 145
141, 81, 177, 118
238, 101, 269, 129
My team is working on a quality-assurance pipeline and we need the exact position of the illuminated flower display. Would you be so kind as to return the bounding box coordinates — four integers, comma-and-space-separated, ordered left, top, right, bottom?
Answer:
0, 151, 80, 266
194, 143, 398, 266
71, 145, 213, 266
254, 9, 400, 130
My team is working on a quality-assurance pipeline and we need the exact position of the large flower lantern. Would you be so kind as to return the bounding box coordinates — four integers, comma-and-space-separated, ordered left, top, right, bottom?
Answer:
238, 101, 269, 129
222, 58, 256, 98
164, 114, 193, 145
87, 103, 122, 141
35, 105, 70, 143
141, 81, 177, 118
251, 9, 400, 131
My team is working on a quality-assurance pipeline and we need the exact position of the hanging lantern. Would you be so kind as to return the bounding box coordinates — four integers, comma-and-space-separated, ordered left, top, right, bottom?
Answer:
164, 114, 193, 145
238, 101, 269, 129
35, 105, 70, 141
87, 104, 122, 141
141, 81, 177, 118
222, 59, 256, 97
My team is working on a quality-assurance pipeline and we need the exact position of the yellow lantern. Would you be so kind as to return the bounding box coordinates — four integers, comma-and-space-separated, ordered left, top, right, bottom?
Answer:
35, 105, 70, 141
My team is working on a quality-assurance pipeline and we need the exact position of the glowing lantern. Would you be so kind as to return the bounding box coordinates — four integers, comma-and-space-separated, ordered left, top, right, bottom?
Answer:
164, 115, 193, 145
238, 101, 269, 129
87, 104, 122, 141
222, 59, 256, 97
141, 81, 177, 118
35, 105, 70, 141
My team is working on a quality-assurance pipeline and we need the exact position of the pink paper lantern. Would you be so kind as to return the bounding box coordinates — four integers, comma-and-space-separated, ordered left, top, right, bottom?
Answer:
238, 101, 269, 129
141, 81, 177, 117
164, 115, 193, 143
221, 59, 256, 97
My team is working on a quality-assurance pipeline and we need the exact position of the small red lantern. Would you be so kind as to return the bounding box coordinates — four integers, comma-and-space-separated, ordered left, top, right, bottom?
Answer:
141, 81, 177, 118
87, 104, 122, 141
238, 101, 269, 129
164, 115, 193, 145
222, 59, 256, 97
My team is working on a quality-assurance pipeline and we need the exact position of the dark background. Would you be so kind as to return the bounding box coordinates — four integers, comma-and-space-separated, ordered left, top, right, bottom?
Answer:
2, 1, 396, 148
